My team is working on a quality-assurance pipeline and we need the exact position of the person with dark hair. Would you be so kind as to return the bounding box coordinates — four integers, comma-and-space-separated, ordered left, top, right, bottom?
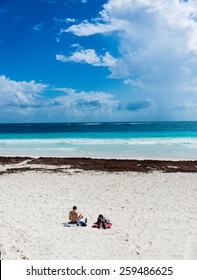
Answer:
96, 214, 107, 229
69, 206, 87, 226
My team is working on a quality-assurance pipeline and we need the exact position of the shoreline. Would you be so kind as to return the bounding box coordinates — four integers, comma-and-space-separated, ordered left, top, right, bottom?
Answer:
0, 156, 197, 173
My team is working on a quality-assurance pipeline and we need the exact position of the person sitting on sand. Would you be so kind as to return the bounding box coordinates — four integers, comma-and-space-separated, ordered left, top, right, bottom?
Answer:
96, 214, 108, 229
69, 206, 87, 226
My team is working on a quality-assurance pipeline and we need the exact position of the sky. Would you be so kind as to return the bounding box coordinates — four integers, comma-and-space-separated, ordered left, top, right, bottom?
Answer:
1, 0, 197, 122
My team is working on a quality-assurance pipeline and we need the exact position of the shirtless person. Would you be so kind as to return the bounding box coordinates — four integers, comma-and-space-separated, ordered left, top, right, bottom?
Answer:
69, 206, 84, 224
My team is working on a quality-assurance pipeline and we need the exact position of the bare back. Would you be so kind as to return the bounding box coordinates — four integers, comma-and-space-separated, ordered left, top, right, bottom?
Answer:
69, 209, 83, 222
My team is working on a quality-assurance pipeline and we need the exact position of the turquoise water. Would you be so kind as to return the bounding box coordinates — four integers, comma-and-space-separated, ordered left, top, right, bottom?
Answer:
0, 122, 197, 159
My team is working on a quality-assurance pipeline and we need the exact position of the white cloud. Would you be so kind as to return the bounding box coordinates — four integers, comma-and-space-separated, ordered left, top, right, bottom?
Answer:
52, 87, 154, 118
54, 17, 76, 23
56, 48, 117, 67
174, 100, 197, 111
0, 75, 118, 117
70, 43, 80, 48
65, 18, 76, 23
64, 18, 127, 36
0, 75, 47, 108
32, 22, 44, 31
49, 87, 119, 118
64, 0, 197, 95
0, 75, 118, 118
101, 52, 117, 67
124, 78, 144, 89
0, 75, 156, 121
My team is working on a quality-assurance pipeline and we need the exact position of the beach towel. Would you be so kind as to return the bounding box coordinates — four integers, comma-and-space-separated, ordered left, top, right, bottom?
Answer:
63, 221, 87, 227
92, 222, 112, 229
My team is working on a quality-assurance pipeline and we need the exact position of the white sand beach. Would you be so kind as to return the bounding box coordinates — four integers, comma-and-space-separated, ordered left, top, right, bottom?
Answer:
0, 161, 197, 260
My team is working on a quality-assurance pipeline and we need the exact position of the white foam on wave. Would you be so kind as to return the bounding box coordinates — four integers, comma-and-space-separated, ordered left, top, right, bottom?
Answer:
0, 137, 197, 159
77, 122, 101, 125
0, 137, 197, 147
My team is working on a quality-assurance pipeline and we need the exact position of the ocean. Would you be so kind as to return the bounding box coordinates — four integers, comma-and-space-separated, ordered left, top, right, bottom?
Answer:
0, 122, 197, 159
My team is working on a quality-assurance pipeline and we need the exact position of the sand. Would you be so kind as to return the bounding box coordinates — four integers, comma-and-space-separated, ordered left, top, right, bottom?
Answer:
0, 159, 197, 260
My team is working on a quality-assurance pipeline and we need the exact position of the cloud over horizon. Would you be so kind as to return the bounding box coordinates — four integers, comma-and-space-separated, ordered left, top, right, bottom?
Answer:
63, 0, 197, 119
0, 75, 154, 122
0, 75, 47, 107
1, 0, 197, 121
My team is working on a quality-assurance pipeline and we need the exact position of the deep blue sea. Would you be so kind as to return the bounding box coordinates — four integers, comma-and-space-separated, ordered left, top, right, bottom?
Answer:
0, 122, 197, 159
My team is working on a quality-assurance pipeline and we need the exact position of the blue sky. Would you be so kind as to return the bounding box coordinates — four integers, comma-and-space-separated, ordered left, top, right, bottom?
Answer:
0, 0, 197, 122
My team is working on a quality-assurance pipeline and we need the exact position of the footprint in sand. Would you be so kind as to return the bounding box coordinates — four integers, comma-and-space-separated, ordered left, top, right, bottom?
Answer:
10, 245, 21, 253
131, 250, 140, 256
20, 254, 29, 260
